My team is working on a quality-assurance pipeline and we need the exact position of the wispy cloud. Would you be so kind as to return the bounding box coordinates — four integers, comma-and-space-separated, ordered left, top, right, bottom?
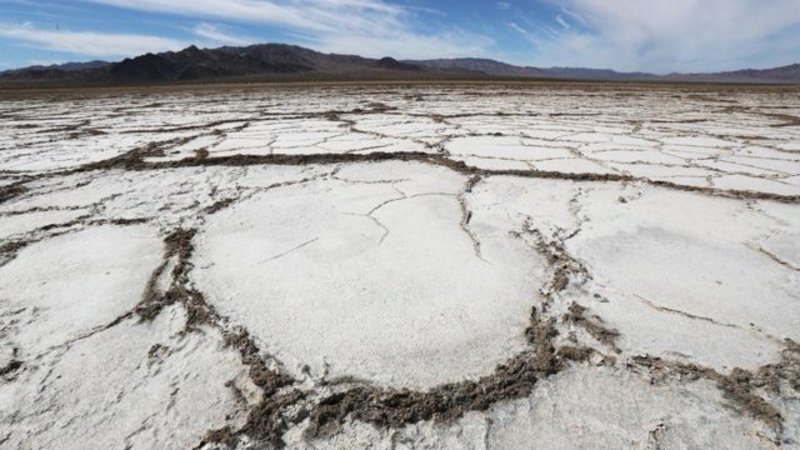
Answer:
84, 0, 408, 36
532, 0, 800, 72
0, 22, 186, 57
82, 0, 493, 59
314, 29, 494, 59
191, 23, 253, 46
508, 22, 530, 37
559, 7, 587, 26
555, 15, 569, 30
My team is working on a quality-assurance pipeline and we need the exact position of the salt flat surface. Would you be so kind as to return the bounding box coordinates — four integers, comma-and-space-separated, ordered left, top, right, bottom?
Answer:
192, 164, 544, 388
0, 225, 161, 357
1, 84, 799, 449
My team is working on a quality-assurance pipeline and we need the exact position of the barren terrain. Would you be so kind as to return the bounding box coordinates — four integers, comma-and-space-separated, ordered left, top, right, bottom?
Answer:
1, 83, 799, 449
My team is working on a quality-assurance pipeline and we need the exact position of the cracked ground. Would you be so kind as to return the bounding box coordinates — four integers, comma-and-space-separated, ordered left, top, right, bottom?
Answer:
0, 83, 799, 449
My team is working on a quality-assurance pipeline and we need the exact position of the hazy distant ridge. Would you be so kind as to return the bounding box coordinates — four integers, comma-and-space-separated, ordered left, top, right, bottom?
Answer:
2, 43, 798, 85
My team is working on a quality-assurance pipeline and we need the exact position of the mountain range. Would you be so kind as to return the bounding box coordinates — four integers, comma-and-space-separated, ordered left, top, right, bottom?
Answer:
2, 43, 798, 87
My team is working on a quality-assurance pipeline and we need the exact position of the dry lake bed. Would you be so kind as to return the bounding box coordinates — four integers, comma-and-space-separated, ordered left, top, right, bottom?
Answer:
0, 83, 799, 449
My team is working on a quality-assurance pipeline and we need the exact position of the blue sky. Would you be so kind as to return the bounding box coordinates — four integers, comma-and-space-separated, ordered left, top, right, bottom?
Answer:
1, 0, 799, 73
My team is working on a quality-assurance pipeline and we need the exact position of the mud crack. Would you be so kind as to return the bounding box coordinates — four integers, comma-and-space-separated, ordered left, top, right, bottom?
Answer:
513, 219, 590, 297
303, 308, 562, 440
38, 150, 800, 205
458, 175, 485, 260
565, 303, 621, 351
135, 228, 298, 449
632, 338, 800, 432
197, 307, 569, 449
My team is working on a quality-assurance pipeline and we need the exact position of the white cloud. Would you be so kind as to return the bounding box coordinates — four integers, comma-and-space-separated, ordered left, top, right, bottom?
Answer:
0, 23, 186, 57
532, 0, 800, 72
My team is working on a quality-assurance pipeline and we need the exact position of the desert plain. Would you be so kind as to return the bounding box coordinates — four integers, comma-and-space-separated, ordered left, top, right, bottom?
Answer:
0, 82, 799, 449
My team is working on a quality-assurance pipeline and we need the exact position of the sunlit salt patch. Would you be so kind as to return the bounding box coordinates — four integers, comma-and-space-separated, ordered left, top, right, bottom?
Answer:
0, 225, 161, 357
483, 366, 776, 449
144, 134, 222, 162
736, 145, 800, 160
565, 188, 800, 369
193, 164, 546, 388
607, 163, 714, 179
0, 132, 189, 172
113, 110, 242, 131
513, 146, 576, 161
2, 168, 242, 224
332, 161, 464, 196
529, 158, 615, 175
517, 127, 579, 140
558, 132, 611, 143
232, 164, 332, 190
349, 118, 456, 139
601, 134, 658, 147
0, 145, 125, 172
470, 177, 798, 371
447, 136, 536, 160
351, 140, 430, 154
0, 177, 23, 188
591, 149, 687, 165
724, 155, 800, 174
463, 124, 540, 136
1, 307, 245, 450
698, 159, 786, 178
3, 172, 134, 212
469, 176, 581, 239
519, 134, 580, 146
713, 174, 800, 196
453, 156, 531, 171
760, 232, 800, 270
273, 130, 344, 147
660, 145, 722, 159
580, 142, 656, 154
317, 136, 428, 154
0, 208, 89, 240
101, 171, 220, 214
777, 141, 800, 152
663, 136, 737, 148
784, 175, 800, 188
589, 284, 782, 372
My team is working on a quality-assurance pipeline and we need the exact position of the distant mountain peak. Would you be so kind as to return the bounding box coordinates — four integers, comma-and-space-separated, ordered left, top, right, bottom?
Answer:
376, 57, 420, 71
180, 45, 202, 54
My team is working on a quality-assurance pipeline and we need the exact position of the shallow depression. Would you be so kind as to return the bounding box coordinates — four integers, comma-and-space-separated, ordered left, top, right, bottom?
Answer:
191, 163, 546, 388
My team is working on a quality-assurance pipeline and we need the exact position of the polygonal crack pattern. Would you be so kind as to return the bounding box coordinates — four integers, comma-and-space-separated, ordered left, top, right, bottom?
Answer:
0, 84, 799, 449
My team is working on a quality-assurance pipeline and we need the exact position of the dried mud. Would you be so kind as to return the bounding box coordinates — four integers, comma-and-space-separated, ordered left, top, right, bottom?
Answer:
302, 309, 561, 440
565, 303, 621, 350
